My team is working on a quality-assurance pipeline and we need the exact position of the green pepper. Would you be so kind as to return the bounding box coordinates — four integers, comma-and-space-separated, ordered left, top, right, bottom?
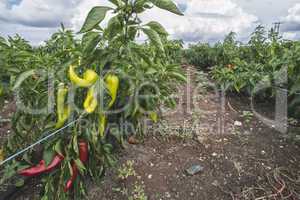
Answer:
99, 113, 106, 137
55, 83, 71, 128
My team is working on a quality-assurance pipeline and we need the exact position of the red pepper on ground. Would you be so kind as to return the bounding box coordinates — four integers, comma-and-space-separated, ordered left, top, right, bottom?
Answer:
19, 154, 64, 177
64, 140, 89, 192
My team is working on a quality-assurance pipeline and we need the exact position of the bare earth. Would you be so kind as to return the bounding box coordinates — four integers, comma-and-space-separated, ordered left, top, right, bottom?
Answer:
1, 67, 300, 200
87, 67, 300, 200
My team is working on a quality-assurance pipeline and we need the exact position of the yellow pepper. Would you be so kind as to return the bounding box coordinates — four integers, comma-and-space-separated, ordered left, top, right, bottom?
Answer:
84, 86, 98, 113
105, 74, 119, 108
149, 112, 158, 123
0, 148, 4, 162
55, 83, 71, 128
69, 65, 98, 87
99, 113, 106, 137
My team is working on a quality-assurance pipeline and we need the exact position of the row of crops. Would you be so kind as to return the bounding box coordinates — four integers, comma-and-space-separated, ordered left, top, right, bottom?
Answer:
184, 25, 300, 120
0, 0, 300, 198
0, 0, 186, 199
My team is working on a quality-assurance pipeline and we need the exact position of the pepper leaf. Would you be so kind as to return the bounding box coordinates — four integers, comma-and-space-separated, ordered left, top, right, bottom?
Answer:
12, 69, 36, 91
108, 0, 124, 7
149, 0, 183, 16
142, 28, 164, 53
43, 148, 55, 167
74, 159, 86, 174
79, 6, 112, 33
15, 178, 25, 187
54, 140, 63, 156
146, 21, 168, 36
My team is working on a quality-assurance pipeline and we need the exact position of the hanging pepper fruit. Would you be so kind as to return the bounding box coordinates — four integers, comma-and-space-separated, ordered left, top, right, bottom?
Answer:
78, 140, 89, 163
105, 74, 119, 108
149, 111, 158, 123
55, 83, 71, 129
64, 162, 78, 192
19, 154, 64, 177
0, 148, 4, 162
69, 65, 98, 87
83, 86, 98, 113
64, 140, 88, 192
99, 114, 106, 137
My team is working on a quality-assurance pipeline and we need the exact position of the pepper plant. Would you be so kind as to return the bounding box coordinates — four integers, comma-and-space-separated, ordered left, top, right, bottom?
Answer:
1, 0, 185, 199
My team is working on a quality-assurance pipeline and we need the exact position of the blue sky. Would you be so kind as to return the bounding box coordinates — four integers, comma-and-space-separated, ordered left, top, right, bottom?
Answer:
0, 0, 300, 45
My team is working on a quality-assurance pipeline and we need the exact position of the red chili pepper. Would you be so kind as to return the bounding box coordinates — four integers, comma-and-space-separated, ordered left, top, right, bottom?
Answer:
19, 154, 64, 177
78, 140, 88, 163
64, 163, 78, 192
64, 140, 88, 192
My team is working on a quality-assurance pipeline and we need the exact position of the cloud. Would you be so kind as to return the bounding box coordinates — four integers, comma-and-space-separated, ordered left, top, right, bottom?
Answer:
140, 0, 258, 42
0, 0, 80, 28
282, 3, 300, 32
282, 31, 298, 40
0, 0, 263, 44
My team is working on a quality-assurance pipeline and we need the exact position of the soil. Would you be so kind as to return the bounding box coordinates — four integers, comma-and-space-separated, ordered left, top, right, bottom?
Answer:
87, 67, 300, 200
1, 67, 300, 200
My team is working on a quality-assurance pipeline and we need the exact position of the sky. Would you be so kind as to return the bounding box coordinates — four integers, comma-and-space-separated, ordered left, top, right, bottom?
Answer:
0, 0, 300, 45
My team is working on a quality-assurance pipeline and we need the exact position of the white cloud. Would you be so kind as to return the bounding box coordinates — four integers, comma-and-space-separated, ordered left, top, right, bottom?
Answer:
282, 3, 300, 31
0, 0, 80, 27
140, 0, 258, 42
281, 3, 300, 39
285, 3, 300, 23
282, 31, 298, 40
0, 0, 283, 44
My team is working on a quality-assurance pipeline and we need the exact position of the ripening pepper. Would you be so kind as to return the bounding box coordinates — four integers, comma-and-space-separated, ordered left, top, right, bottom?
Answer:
19, 154, 64, 177
55, 83, 71, 129
64, 140, 88, 192
83, 86, 98, 113
69, 65, 98, 87
99, 114, 106, 137
105, 74, 119, 108
64, 162, 78, 192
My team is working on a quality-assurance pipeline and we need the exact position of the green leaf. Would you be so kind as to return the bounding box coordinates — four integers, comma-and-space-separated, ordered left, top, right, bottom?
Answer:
54, 140, 63, 156
110, 127, 124, 145
134, 0, 148, 13
128, 26, 138, 40
142, 28, 164, 52
12, 69, 35, 91
108, 0, 124, 7
104, 15, 122, 39
82, 32, 101, 55
15, 178, 25, 187
74, 159, 86, 174
73, 136, 79, 154
170, 72, 187, 82
43, 148, 55, 167
146, 21, 168, 36
79, 6, 112, 33
149, 0, 183, 15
